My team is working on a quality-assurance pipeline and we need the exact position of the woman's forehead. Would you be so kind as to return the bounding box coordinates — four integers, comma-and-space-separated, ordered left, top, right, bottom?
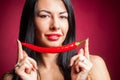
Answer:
35, 0, 66, 12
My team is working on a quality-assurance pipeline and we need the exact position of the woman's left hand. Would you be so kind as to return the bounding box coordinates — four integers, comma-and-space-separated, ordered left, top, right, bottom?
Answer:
70, 39, 92, 80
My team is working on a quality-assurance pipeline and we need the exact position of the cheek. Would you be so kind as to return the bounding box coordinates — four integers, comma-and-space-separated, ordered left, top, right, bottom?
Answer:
34, 20, 48, 35
35, 28, 42, 41
64, 27, 68, 35
63, 21, 69, 35
34, 23, 44, 39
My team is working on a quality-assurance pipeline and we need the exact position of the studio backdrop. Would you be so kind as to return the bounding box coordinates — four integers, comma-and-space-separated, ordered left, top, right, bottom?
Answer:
0, 0, 120, 79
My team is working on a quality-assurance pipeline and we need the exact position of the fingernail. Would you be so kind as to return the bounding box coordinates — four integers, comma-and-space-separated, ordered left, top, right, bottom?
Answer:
17, 39, 19, 42
17, 39, 20, 44
86, 38, 89, 42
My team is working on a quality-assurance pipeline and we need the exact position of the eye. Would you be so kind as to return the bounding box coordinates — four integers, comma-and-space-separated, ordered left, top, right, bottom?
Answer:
60, 16, 68, 19
38, 14, 50, 18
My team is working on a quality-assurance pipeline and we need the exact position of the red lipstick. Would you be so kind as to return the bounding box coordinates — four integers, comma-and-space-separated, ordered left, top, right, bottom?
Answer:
45, 34, 61, 41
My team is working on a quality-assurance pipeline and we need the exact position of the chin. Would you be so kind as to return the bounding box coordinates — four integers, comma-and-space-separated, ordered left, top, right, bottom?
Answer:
47, 42, 62, 47
39, 38, 64, 47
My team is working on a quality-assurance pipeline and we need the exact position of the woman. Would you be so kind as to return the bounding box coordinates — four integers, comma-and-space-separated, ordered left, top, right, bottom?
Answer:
2, 0, 110, 80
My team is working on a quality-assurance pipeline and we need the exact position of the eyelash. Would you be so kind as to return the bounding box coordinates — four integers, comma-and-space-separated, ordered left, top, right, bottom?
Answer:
38, 15, 50, 18
38, 14, 68, 19
60, 16, 68, 19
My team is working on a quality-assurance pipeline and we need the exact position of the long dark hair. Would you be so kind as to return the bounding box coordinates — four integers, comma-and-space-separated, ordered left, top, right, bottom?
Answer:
14, 0, 76, 80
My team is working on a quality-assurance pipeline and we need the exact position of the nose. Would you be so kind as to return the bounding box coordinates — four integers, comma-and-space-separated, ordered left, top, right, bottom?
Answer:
50, 16, 60, 30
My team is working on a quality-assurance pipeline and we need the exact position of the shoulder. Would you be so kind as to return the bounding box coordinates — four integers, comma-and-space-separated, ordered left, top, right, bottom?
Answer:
1, 70, 14, 80
89, 54, 108, 72
90, 55, 105, 64
89, 55, 111, 80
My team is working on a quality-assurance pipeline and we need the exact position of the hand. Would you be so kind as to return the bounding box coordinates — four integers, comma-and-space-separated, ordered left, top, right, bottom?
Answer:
15, 40, 38, 80
70, 39, 92, 80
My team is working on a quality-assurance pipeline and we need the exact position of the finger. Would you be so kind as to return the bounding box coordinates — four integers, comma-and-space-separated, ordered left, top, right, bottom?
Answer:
71, 64, 80, 73
15, 62, 32, 75
74, 48, 84, 65
23, 51, 37, 70
75, 58, 92, 72
22, 53, 37, 71
25, 64, 32, 74
74, 55, 92, 72
16, 56, 33, 73
84, 38, 90, 60
28, 57, 38, 70
70, 48, 84, 66
75, 55, 86, 65
23, 50, 37, 70
17, 40, 24, 62
75, 64, 80, 73
78, 48, 84, 56
23, 50, 28, 59
78, 61, 92, 72
75, 48, 84, 65
70, 55, 79, 66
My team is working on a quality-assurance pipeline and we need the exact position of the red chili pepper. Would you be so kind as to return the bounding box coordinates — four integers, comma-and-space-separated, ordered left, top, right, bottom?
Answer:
21, 40, 85, 54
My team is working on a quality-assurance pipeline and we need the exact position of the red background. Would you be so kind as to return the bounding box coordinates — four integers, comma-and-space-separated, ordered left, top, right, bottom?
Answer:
0, 0, 120, 79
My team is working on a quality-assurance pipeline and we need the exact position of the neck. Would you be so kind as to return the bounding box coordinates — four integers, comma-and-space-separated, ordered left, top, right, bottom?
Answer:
39, 53, 59, 68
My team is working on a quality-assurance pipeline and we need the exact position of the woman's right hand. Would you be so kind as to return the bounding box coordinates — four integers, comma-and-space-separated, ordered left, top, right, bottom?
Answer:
15, 40, 38, 80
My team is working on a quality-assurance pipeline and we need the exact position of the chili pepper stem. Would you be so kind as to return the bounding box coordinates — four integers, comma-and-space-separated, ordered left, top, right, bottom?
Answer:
75, 40, 85, 46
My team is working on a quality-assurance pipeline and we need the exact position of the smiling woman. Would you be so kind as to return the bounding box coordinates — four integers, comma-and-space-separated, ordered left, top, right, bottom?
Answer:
2, 0, 110, 80
34, 0, 69, 47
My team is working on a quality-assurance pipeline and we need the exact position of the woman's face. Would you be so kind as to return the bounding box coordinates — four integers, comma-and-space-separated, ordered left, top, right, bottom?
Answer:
34, 0, 68, 47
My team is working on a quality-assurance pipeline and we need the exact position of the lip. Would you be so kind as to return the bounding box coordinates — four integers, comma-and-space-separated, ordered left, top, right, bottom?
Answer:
45, 33, 62, 41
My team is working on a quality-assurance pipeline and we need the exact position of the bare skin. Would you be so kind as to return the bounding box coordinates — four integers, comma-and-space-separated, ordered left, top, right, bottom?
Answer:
2, 0, 110, 80
2, 55, 110, 80
2, 40, 110, 80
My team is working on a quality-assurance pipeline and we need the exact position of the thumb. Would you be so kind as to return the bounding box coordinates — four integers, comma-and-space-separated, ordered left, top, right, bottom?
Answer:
78, 48, 84, 56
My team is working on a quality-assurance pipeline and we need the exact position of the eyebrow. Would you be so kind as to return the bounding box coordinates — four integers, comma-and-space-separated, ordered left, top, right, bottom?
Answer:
59, 11, 68, 14
38, 10, 51, 14
37, 10, 68, 15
